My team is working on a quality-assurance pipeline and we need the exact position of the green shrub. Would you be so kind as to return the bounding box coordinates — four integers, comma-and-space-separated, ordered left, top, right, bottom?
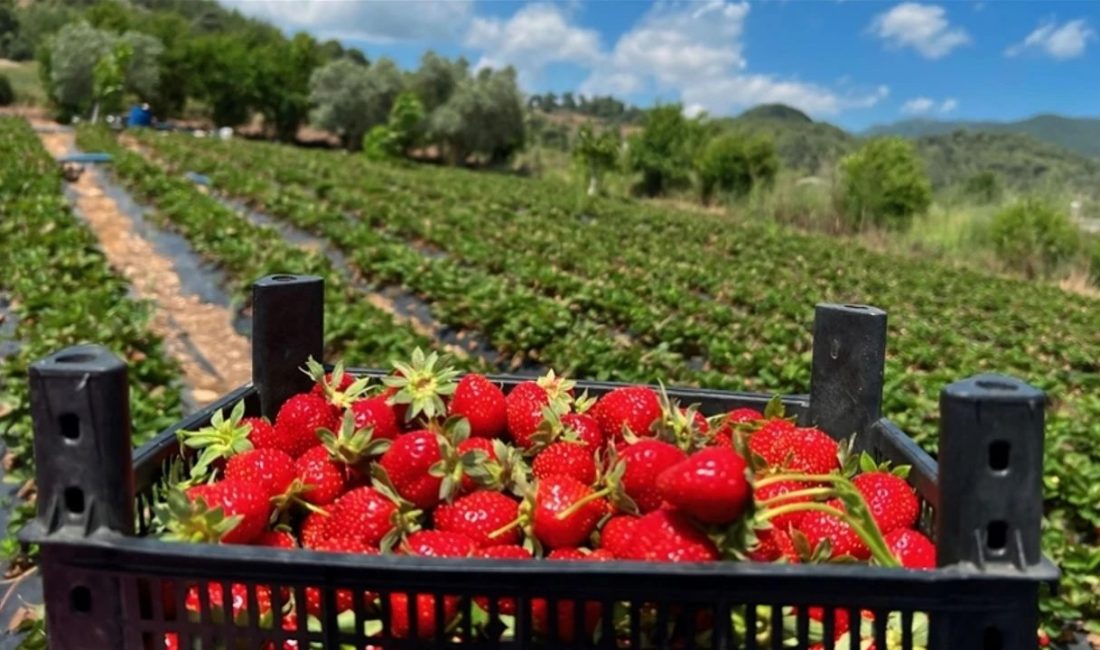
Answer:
838, 137, 932, 231
1088, 237, 1100, 285
695, 132, 778, 204
0, 74, 13, 106
989, 198, 1080, 278
962, 171, 1002, 204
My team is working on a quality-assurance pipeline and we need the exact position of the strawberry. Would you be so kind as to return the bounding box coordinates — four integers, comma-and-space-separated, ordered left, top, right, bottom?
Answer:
304, 359, 367, 409
388, 592, 459, 639
598, 515, 638, 558
449, 374, 507, 438
379, 430, 444, 510
310, 371, 356, 397
473, 545, 532, 615
455, 437, 496, 492
752, 479, 812, 531
403, 529, 476, 557
546, 548, 615, 561
561, 412, 604, 449
350, 395, 402, 441
433, 491, 521, 548
225, 448, 295, 499
532, 551, 611, 642
274, 393, 340, 458
797, 506, 870, 560
304, 541, 378, 617
243, 417, 279, 449
748, 418, 796, 466
771, 427, 840, 474
184, 582, 272, 621
384, 348, 460, 424
505, 381, 551, 447
709, 407, 762, 446
594, 386, 661, 440
294, 444, 346, 506
532, 442, 597, 485
531, 475, 607, 550
727, 408, 763, 424
621, 509, 718, 562
256, 530, 296, 549
620, 439, 687, 513
852, 472, 919, 535
747, 527, 799, 563
299, 511, 328, 549
656, 447, 751, 525
886, 529, 936, 569
321, 486, 406, 549
178, 400, 253, 480
157, 480, 269, 545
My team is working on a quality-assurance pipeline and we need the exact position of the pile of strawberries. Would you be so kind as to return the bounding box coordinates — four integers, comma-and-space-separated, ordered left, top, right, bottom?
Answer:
159, 349, 935, 647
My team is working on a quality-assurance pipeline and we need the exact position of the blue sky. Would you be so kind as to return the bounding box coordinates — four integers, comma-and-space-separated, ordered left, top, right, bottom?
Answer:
226, 1, 1100, 131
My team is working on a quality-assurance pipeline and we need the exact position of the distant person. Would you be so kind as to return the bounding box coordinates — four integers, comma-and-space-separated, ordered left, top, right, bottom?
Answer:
128, 103, 153, 128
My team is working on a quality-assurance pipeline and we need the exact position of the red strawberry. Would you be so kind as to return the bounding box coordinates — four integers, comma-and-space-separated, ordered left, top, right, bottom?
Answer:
771, 427, 840, 474
852, 472, 919, 535
748, 418, 796, 465
753, 479, 812, 531
727, 408, 763, 424
598, 515, 638, 558
473, 545, 532, 615
403, 530, 476, 558
225, 448, 295, 499
310, 370, 357, 400
274, 393, 339, 458
532, 551, 611, 642
620, 439, 687, 513
182, 479, 269, 545
450, 374, 507, 438
886, 529, 935, 569
433, 491, 520, 548
256, 530, 296, 549
379, 430, 444, 510
594, 386, 661, 440
299, 512, 327, 549
561, 412, 604, 449
807, 607, 851, 639
388, 592, 459, 639
532, 475, 607, 550
294, 444, 346, 506
621, 509, 718, 562
505, 381, 550, 447
304, 541, 378, 617
322, 486, 400, 549
747, 527, 800, 563
350, 395, 401, 441
532, 442, 597, 485
244, 417, 279, 449
798, 505, 870, 560
456, 437, 496, 492
184, 582, 272, 621
656, 447, 751, 525
683, 408, 709, 434
709, 407, 761, 446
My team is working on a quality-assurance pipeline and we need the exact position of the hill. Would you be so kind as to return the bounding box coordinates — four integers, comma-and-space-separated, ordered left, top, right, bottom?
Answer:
913, 130, 1100, 195
718, 104, 857, 175
866, 114, 1100, 160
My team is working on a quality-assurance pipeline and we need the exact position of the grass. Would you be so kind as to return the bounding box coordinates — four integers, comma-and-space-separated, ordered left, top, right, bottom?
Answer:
0, 60, 46, 106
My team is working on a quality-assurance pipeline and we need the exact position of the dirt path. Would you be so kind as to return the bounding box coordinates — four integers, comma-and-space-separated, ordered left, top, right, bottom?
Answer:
36, 127, 250, 408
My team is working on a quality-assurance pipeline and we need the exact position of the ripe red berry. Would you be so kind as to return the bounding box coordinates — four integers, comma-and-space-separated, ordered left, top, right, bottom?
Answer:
748, 419, 796, 465
450, 374, 507, 438
656, 447, 751, 525
225, 448, 295, 499
886, 528, 936, 569
505, 381, 550, 447
402, 530, 476, 558
378, 430, 444, 510
594, 386, 661, 440
852, 472, 919, 535
532, 475, 607, 550
532, 442, 597, 485
622, 509, 719, 562
620, 439, 687, 513
598, 515, 638, 558
350, 396, 401, 441
797, 505, 870, 561
322, 486, 398, 549
184, 479, 269, 545
433, 491, 521, 548
294, 445, 346, 506
274, 393, 339, 458
753, 479, 813, 531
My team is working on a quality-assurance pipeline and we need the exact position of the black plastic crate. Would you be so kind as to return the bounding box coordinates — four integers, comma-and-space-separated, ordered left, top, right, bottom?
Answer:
24, 274, 1058, 650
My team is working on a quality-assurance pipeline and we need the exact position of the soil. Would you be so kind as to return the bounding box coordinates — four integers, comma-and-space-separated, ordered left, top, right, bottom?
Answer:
35, 126, 251, 409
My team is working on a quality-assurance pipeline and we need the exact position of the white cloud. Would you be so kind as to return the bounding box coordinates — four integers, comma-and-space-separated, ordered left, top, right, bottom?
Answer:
465, 4, 602, 83
900, 96, 958, 114
1006, 19, 1095, 60
221, 0, 473, 44
869, 3, 970, 59
580, 1, 886, 117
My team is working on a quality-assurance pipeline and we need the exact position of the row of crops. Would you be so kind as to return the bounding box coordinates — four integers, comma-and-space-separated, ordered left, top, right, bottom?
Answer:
97, 127, 1099, 633
0, 118, 182, 550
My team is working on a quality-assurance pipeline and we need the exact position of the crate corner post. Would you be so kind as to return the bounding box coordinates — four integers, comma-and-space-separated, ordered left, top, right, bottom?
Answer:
933, 373, 1048, 650
808, 303, 888, 441
29, 344, 134, 649
251, 274, 325, 419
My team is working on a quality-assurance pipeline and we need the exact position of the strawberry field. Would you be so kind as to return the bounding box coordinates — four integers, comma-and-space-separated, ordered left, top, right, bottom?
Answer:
0, 120, 1094, 643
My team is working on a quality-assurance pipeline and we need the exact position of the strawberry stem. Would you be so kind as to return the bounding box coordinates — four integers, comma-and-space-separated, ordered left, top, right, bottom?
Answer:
554, 486, 611, 521
758, 501, 899, 568
487, 519, 521, 540
754, 473, 848, 489
754, 486, 836, 507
